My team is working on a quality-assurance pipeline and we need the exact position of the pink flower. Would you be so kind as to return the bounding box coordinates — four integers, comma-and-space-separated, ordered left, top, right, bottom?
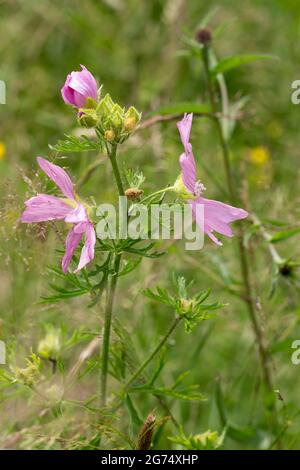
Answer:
21, 157, 96, 273
61, 65, 98, 108
177, 113, 248, 245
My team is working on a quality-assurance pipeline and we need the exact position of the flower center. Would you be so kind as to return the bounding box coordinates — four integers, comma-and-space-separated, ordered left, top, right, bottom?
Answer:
194, 180, 206, 197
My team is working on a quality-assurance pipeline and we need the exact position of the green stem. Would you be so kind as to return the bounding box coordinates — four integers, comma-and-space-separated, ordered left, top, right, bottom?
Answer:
108, 143, 124, 196
100, 143, 124, 406
140, 186, 174, 205
202, 45, 274, 394
125, 316, 181, 391
100, 254, 121, 406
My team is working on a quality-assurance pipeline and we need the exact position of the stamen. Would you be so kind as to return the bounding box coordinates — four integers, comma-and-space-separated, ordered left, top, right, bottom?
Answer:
194, 180, 206, 197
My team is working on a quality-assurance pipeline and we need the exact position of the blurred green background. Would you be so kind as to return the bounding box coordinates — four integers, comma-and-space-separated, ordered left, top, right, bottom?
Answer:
1, 0, 300, 450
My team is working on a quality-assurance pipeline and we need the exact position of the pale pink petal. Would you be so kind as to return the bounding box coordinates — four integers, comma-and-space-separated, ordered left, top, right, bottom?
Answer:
177, 113, 198, 194
74, 223, 96, 273
180, 152, 197, 193
177, 113, 193, 150
61, 226, 84, 273
190, 198, 248, 245
61, 73, 74, 105
64, 203, 88, 224
177, 113, 248, 246
61, 65, 98, 108
20, 194, 71, 223
37, 157, 75, 200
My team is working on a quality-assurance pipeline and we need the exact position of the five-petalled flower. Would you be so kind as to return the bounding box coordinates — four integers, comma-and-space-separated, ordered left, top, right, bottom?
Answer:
177, 113, 248, 245
21, 157, 96, 273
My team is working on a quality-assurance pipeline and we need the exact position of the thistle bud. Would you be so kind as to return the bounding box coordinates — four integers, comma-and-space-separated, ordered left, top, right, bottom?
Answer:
125, 187, 144, 200
196, 28, 212, 46
137, 413, 156, 450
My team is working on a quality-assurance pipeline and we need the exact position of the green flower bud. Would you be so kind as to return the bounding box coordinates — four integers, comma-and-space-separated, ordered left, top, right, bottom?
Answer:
97, 93, 115, 116
78, 109, 99, 128
38, 330, 61, 360
179, 298, 194, 313
111, 104, 125, 130
124, 106, 141, 132
104, 129, 115, 142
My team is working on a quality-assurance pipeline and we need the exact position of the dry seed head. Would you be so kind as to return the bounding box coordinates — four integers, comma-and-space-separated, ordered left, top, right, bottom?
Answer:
124, 187, 144, 200
137, 413, 156, 450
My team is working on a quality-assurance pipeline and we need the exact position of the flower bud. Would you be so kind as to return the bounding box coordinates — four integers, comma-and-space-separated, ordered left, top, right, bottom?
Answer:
180, 298, 193, 313
111, 104, 125, 131
124, 117, 137, 132
78, 109, 99, 128
61, 65, 98, 109
196, 28, 212, 46
38, 330, 61, 360
125, 187, 144, 200
97, 93, 115, 116
124, 106, 141, 132
104, 129, 115, 142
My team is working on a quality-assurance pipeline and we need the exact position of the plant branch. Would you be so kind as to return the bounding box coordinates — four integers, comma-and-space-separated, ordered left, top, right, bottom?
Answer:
125, 316, 181, 391
100, 143, 124, 407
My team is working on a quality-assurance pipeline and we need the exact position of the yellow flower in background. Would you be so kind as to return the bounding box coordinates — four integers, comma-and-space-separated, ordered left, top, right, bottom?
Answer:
246, 146, 272, 189
248, 146, 270, 165
0, 142, 6, 160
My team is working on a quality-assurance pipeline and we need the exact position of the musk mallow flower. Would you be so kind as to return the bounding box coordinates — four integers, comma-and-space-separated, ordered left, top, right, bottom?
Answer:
61, 65, 98, 108
21, 157, 96, 273
175, 113, 248, 245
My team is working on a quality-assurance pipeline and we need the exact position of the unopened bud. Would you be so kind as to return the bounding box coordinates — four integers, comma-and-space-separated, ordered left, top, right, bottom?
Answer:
78, 110, 99, 128
125, 187, 144, 200
97, 93, 114, 115
180, 298, 193, 313
38, 330, 61, 360
124, 116, 137, 132
124, 106, 141, 132
196, 28, 212, 46
104, 129, 115, 141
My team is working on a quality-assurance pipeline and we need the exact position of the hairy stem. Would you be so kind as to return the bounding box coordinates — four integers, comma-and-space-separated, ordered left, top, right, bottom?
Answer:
100, 143, 124, 406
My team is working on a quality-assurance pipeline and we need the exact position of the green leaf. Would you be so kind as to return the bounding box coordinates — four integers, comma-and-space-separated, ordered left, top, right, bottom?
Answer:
151, 102, 211, 116
270, 227, 300, 243
49, 134, 103, 153
211, 54, 276, 77
125, 393, 143, 433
